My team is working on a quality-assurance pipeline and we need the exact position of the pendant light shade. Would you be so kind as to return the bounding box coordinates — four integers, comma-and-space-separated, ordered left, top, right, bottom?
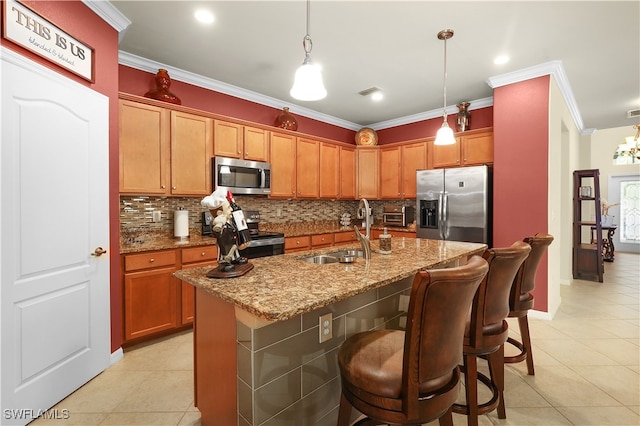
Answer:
290, 1, 326, 101
434, 29, 455, 146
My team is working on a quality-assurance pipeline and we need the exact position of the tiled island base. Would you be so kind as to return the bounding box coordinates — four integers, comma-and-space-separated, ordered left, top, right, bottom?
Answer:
196, 278, 413, 426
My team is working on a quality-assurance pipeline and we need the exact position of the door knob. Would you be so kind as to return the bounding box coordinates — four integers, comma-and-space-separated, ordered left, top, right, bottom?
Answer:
91, 247, 107, 257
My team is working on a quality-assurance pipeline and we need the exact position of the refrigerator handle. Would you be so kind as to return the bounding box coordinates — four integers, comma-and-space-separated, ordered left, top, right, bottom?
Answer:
438, 191, 445, 240
442, 192, 449, 240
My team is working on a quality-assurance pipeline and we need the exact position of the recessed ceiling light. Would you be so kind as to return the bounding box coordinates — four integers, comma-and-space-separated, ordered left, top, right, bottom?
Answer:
494, 55, 509, 65
195, 9, 214, 24
371, 91, 384, 101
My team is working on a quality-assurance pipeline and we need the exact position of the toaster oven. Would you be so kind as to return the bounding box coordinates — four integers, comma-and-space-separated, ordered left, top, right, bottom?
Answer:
382, 206, 415, 227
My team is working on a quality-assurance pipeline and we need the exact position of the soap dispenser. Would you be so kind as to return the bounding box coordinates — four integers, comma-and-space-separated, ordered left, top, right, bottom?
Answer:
379, 227, 392, 254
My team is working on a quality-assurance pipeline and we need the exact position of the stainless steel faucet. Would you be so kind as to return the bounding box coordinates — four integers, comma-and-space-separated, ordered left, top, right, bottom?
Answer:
354, 226, 371, 260
357, 198, 372, 239
355, 198, 373, 260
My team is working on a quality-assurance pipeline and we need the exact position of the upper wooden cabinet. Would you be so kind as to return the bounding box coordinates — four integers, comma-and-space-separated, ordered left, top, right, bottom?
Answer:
213, 120, 269, 162
357, 147, 380, 199
170, 111, 213, 195
339, 145, 356, 199
119, 99, 212, 196
432, 128, 493, 168
119, 100, 170, 194
319, 142, 340, 198
379, 141, 427, 199
296, 137, 320, 198
270, 132, 297, 198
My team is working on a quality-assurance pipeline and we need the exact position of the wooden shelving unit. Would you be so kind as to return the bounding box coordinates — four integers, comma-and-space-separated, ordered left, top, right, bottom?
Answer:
572, 169, 604, 282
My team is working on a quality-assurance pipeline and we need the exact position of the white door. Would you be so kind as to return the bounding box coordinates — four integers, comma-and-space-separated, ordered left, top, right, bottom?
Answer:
1, 48, 110, 425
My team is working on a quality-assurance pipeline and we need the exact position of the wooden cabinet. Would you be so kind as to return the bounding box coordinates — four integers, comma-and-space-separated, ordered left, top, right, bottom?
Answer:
357, 147, 380, 199
170, 111, 213, 195
122, 245, 219, 343
573, 169, 604, 282
180, 246, 218, 324
339, 146, 356, 199
119, 98, 213, 196
432, 128, 493, 168
371, 229, 416, 239
379, 141, 427, 199
213, 120, 269, 161
319, 142, 340, 198
285, 236, 311, 253
270, 132, 297, 198
122, 250, 179, 342
296, 137, 320, 198
119, 100, 170, 194
312, 233, 334, 248
334, 231, 358, 246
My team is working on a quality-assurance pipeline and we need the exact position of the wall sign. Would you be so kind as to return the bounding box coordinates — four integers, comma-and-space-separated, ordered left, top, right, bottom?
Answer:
2, 0, 95, 82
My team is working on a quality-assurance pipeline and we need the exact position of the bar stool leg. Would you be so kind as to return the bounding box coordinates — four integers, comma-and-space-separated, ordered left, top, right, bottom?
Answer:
337, 393, 352, 426
488, 345, 506, 419
518, 315, 535, 375
464, 354, 479, 426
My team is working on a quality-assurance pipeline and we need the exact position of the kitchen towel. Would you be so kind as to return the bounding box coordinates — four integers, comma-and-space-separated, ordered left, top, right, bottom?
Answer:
174, 209, 189, 238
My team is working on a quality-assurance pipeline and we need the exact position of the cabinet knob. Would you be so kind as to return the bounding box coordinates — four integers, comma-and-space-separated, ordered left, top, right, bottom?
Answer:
149, 258, 155, 263
201, 252, 206, 256
237, 151, 241, 154
161, 185, 166, 189
296, 241, 300, 245
172, 186, 177, 190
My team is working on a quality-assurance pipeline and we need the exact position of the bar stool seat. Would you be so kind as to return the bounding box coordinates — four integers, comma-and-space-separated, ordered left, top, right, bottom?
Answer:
337, 256, 489, 426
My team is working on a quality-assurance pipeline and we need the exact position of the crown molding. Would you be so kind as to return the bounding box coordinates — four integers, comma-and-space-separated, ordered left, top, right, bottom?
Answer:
486, 60, 593, 135
118, 51, 361, 131
368, 97, 494, 131
82, 0, 131, 41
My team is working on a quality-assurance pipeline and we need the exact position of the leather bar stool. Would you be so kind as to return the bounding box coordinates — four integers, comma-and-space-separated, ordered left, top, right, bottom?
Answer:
337, 256, 489, 426
505, 233, 554, 375
453, 242, 531, 426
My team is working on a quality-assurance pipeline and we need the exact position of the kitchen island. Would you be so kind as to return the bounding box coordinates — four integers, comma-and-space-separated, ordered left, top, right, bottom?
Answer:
175, 237, 486, 426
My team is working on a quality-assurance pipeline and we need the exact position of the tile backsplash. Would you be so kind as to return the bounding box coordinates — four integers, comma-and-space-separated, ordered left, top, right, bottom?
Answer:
120, 195, 414, 234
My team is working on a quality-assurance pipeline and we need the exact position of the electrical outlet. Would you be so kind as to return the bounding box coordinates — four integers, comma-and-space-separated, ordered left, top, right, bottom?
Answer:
152, 211, 161, 222
319, 313, 332, 343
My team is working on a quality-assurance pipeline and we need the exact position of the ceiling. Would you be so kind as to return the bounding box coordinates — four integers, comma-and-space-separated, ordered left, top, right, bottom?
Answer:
109, 1, 639, 134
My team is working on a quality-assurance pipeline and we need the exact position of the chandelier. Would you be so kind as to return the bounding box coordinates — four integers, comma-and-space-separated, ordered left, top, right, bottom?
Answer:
613, 124, 640, 164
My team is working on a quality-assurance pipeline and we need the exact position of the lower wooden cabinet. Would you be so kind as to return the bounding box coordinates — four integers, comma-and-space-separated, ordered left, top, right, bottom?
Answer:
371, 229, 416, 239
122, 250, 180, 342
285, 236, 311, 253
122, 245, 217, 344
334, 231, 358, 246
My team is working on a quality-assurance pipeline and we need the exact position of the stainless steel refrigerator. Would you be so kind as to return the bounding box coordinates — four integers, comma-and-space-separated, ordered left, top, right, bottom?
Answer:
416, 165, 491, 245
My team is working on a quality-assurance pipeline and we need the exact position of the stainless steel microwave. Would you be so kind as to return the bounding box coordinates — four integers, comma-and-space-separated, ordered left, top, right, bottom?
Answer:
212, 156, 271, 195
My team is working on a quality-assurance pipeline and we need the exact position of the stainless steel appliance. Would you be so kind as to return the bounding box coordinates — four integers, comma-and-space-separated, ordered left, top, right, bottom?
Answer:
382, 205, 415, 227
416, 165, 491, 245
212, 156, 271, 195
202, 210, 284, 258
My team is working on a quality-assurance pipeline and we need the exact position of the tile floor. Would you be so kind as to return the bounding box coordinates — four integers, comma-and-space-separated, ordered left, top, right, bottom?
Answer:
34, 253, 639, 426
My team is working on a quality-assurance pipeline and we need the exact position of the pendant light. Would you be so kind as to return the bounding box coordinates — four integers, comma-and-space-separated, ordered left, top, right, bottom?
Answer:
434, 29, 456, 145
290, 0, 327, 101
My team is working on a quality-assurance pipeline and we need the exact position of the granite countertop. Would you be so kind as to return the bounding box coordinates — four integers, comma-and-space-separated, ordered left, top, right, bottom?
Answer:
119, 221, 416, 254
174, 238, 486, 324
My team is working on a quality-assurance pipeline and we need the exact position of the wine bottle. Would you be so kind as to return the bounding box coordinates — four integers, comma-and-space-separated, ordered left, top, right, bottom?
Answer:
226, 191, 251, 250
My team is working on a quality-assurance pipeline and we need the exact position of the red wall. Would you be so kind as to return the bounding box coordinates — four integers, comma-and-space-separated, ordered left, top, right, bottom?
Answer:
119, 65, 356, 143
2, 1, 123, 352
376, 106, 493, 144
493, 76, 550, 311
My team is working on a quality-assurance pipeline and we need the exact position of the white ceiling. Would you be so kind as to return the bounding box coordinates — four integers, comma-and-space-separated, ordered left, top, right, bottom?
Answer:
108, 1, 640, 134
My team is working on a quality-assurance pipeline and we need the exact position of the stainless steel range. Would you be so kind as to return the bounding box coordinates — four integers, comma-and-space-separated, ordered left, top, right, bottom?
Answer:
202, 210, 284, 259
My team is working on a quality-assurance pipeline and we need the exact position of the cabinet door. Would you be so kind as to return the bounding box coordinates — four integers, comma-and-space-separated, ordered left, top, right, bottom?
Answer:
462, 131, 493, 165
319, 142, 339, 198
123, 266, 179, 342
119, 100, 170, 194
401, 142, 427, 198
243, 126, 269, 161
296, 137, 320, 198
213, 120, 243, 158
380, 146, 402, 199
339, 146, 356, 199
432, 137, 461, 168
357, 147, 379, 199
270, 132, 297, 198
170, 111, 213, 195
312, 233, 334, 248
